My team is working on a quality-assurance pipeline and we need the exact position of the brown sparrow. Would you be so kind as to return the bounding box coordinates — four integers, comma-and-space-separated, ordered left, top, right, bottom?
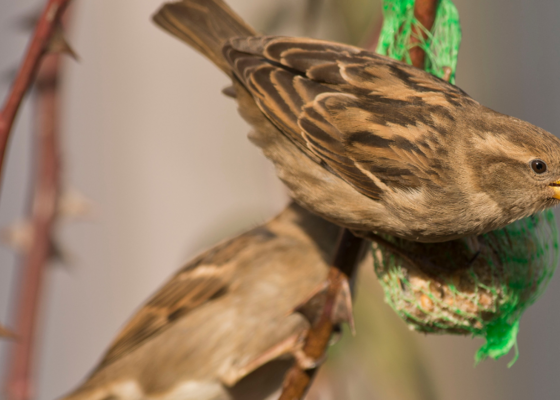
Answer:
61, 203, 342, 400
154, 0, 560, 243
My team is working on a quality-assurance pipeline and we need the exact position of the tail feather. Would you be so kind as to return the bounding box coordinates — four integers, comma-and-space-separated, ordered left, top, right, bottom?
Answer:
153, 0, 256, 76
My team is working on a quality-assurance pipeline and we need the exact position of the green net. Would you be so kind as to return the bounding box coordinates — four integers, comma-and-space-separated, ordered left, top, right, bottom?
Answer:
372, 212, 558, 365
374, 0, 559, 364
376, 0, 461, 84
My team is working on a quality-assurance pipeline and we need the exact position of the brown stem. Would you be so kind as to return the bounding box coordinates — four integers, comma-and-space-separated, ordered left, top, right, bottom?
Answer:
0, 0, 72, 198
409, 0, 438, 69
278, 230, 365, 400
3, 42, 64, 400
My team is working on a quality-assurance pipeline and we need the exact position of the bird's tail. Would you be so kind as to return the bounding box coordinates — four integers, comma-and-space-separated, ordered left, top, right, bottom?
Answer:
153, 0, 256, 76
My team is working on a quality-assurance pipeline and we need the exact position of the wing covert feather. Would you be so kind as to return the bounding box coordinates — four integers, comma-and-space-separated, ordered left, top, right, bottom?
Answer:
94, 229, 274, 370
224, 36, 469, 199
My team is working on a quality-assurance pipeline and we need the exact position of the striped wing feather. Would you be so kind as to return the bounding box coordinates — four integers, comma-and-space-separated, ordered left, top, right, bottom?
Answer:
224, 36, 471, 198
93, 230, 270, 370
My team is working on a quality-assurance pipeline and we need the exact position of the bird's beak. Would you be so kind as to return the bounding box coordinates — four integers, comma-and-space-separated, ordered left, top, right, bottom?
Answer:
550, 180, 560, 199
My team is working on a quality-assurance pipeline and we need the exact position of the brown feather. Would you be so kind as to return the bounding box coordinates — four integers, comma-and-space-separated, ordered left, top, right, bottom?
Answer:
153, 0, 255, 76
223, 36, 474, 200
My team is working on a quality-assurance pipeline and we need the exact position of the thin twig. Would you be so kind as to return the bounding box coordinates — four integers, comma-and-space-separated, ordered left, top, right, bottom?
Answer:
409, 0, 438, 69
0, 0, 72, 197
278, 230, 365, 400
3, 37, 64, 400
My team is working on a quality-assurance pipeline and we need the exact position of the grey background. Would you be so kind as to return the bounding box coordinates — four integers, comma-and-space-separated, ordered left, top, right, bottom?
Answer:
1, 0, 560, 399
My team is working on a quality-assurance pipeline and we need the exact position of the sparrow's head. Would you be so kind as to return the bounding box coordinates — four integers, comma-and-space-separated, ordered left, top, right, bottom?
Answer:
467, 110, 560, 219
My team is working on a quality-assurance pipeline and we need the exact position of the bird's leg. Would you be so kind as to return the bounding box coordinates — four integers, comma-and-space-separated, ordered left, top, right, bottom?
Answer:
464, 235, 485, 268
221, 332, 308, 386
365, 231, 477, 285
283, 265, 355, 372
366, 233, 421, 266
366, 232, 444, 273
462, 234, 480, 254
278, 232, 363, 400
292, 274, 355, 336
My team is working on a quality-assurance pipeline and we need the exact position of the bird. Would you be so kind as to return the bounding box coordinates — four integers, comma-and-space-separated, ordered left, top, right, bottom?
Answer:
61, 203, 346, 400
153, 0, 560, 243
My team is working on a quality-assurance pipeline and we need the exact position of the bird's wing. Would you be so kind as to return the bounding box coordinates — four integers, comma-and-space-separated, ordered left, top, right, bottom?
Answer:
93, 229, 272, 370
225, 36, 469, 197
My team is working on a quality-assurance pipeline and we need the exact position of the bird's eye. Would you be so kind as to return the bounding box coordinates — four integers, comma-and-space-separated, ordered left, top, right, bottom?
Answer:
531, 159, 547, 174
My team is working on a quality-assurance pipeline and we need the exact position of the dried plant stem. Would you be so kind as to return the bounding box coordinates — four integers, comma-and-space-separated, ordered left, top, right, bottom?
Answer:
279, 230, 365, 400
3, 48, 63, 400
409, 0, 438, 69
2, 3, 71, 395
0, 0, 71, 195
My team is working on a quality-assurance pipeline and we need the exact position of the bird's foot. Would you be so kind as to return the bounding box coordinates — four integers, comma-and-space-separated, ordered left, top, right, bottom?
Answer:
291, 274, 355, 335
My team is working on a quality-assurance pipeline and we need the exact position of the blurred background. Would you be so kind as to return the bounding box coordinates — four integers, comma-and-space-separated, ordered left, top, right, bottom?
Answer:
1, 0, 560, 399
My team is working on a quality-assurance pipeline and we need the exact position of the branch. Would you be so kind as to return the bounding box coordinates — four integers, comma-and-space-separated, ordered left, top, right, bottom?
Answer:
3, 32, 65, 400
278, 229, 365, 400
0, 0, 72, 197
409, 0, 438, 69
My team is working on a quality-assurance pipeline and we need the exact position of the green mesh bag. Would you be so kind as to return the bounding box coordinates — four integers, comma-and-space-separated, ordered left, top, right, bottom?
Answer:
372, 212, 558, 365
376, 0, 461, 83
374, 0, 559, 365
